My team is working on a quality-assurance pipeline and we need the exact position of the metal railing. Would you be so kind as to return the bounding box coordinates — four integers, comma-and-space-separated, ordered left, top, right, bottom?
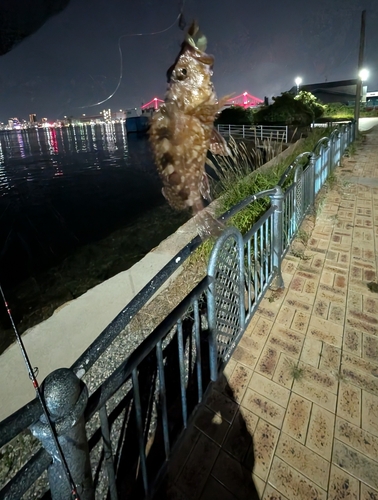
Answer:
0, 121, 355, 499
217, 124, 288, 142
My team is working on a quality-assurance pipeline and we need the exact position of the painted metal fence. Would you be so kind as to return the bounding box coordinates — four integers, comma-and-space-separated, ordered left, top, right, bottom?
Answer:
0, 121, 355, 500
217, 124, 288, 142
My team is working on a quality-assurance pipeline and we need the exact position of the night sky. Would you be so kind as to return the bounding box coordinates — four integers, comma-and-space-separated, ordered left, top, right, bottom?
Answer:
1, 0, 377, 122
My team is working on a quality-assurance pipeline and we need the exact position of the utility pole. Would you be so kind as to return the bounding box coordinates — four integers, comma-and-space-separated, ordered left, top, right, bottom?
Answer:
354, 10, 366, 138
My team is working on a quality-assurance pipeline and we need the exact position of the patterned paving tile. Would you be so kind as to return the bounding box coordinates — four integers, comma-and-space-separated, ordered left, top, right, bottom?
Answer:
222, 407, 258, 462
249, 372, 291, 407
300, 337, 322, 367
262, 484, 289, 500
332, 439, 378, 490
275, 433, 330, 489
292, 376, 337, 412
211, 450, 260, 499
162, 129, 378, 499
204, 388, 239, 424
361, 390, 378, 437
176, 433, 220, 498
271, 353, 297, 389
306, 404, 335, 460
268, 456, 327, 500
335, 416, 378, 462
256, 345, 280, 378
327, 465, 359, 500
361, 483, 378, 500
225, 363, 253, 403
282, 393, 311, 444
337, 382, 361, 427
193, 406, 231, 446
247, 418, 280, 481
319, 343, 341, 372
241, 388, 286, 428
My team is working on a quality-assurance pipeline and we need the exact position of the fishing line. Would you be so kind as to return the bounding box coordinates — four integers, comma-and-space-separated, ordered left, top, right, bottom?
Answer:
0, 285, 81, 500
78, 0, 187, 109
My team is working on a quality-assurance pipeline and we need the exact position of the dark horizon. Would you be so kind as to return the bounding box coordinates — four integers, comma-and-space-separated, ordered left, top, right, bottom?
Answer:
0, 0, 377, 122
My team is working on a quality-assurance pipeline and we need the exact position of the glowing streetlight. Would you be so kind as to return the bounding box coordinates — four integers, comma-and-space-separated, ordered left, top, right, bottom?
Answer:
359, 68, 369, 81
295, 77, 302, 95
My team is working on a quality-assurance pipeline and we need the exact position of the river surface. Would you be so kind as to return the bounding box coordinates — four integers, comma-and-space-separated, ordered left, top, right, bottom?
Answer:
0, 124, 188, 348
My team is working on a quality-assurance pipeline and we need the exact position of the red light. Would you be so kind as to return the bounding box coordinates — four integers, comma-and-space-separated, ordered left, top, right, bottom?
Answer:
226, 91, 263, 108
141, 97, 164, 110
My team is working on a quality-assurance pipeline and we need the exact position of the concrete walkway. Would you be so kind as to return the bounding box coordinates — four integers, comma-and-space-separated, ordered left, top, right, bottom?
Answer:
163, 127, 378, 499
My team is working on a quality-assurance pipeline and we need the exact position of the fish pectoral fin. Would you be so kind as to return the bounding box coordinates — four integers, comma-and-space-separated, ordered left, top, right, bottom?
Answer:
209, 128, 231, 156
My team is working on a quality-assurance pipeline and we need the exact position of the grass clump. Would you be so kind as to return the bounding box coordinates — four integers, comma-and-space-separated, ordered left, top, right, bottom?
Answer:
191, 125, 349, 264
290, 363, 304, 381
296, 229, 310, 245
326, 171, 338, 189
212, 127, 334, 230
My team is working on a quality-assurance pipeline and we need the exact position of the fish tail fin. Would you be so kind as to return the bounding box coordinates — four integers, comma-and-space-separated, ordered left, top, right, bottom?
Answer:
186, 21, 207, 51
194, 211, 225, 240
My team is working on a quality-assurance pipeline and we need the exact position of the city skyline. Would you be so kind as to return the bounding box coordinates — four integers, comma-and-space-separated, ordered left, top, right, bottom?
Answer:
0, 0, 378, 122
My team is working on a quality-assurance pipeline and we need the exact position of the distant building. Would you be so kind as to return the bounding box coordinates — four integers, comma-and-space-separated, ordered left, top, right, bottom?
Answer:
102, 109, 111, 121
29, 113, 37, 124
289, 79, 367, 105
8, 118, 20, 129
112, 110, 125, 121
366, 91, 378, 109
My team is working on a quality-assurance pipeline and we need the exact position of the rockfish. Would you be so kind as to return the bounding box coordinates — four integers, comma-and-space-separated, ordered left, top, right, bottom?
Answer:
149, 21, 230, 236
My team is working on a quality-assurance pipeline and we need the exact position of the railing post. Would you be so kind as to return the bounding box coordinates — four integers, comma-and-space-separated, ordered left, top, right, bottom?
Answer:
30, 368, 94, 500
269, 187, 284, 290
308, 154, 316, 207
208, 227, 245, 381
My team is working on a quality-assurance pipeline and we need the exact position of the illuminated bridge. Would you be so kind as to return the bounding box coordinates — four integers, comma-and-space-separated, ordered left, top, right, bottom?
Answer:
140, 92, 263, 110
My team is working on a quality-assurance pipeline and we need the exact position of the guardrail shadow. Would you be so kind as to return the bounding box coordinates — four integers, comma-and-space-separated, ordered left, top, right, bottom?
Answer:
94, 323, 260, 499
154, 371, 261, 500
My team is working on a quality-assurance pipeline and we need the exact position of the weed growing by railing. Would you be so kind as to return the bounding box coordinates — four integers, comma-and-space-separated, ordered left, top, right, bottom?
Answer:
215, 127, 333, 214
193, 127, 336, 262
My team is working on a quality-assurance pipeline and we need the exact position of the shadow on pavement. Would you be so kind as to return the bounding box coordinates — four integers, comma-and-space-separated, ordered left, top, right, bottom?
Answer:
155, 372, 261, 500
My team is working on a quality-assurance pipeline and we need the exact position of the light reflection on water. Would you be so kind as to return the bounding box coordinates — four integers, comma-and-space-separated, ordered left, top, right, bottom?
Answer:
0, 123, 165, 288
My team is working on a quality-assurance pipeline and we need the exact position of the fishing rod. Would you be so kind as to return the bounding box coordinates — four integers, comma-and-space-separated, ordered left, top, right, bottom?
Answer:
0, 285, 80, 500
77, 0, 187, 109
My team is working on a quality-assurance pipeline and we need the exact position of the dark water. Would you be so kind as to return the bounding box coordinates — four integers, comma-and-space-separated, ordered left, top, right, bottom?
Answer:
0, 124, 188, 346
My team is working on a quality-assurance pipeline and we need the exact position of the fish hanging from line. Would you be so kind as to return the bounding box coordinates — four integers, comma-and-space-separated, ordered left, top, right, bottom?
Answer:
148, 21, 231, 238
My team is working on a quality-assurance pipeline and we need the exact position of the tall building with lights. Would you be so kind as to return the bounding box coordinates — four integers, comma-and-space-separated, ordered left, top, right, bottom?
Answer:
102, 109, 111, 121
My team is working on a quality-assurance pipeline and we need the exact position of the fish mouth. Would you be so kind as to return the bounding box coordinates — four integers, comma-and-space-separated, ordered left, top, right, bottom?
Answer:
166, 21, 214, 83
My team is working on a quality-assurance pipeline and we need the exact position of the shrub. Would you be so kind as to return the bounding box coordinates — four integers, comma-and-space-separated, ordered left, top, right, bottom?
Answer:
294, 91, 324, 120
216, 105, 254, 125
253, 92, 315, 126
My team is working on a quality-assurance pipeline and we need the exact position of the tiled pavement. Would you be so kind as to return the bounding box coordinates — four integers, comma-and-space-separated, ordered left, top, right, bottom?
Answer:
161, 126, 378, 500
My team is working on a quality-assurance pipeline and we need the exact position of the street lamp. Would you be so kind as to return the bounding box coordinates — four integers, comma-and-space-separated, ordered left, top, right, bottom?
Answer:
359, 68, 369, 82
354, 68, 369, 133
295, 77, 302, 95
